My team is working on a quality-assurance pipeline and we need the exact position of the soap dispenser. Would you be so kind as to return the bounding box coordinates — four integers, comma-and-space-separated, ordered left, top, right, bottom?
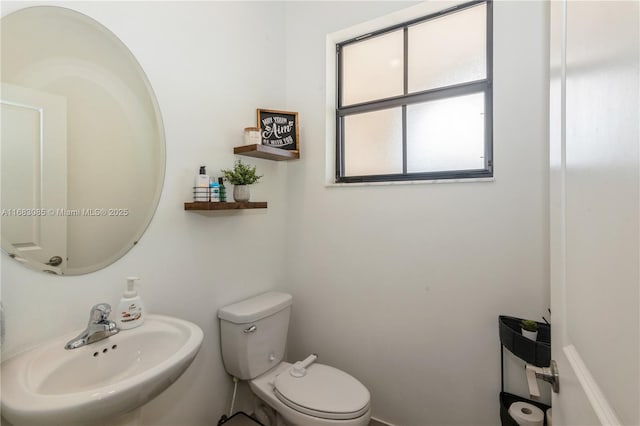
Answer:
194, 166, 210, 202
117, 277, 145, 330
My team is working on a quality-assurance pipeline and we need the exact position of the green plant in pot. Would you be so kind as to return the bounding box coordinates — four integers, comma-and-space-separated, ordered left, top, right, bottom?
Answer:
221, 159, 262, 202
521, 319, 538, 341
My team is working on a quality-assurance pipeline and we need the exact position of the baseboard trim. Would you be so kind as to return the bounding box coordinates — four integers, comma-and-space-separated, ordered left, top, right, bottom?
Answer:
370, 417, 396, 426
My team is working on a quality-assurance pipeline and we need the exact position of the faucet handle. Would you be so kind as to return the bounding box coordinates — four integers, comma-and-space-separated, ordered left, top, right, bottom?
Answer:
89, 303, 112, 323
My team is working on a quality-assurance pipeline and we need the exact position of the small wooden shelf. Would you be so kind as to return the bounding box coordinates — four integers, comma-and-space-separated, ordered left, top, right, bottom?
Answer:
233, 144, 299, 161
184, 201, 267, 211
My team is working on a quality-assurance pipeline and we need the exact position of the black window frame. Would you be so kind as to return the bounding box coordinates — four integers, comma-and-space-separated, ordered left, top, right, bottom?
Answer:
335, 0, 493, 184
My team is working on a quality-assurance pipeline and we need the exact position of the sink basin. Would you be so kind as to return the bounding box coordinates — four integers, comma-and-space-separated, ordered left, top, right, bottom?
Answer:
1, 314, 203, 426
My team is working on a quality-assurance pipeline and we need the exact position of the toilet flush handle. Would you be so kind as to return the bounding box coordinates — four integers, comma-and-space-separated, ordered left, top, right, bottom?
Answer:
244, 325, 257, 333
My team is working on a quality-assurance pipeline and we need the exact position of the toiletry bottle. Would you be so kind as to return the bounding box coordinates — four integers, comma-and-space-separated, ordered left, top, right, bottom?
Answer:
210, 179, 220, 202
195, 166, 210, 202
218, 177, 227, 202
116, 277, 145, 330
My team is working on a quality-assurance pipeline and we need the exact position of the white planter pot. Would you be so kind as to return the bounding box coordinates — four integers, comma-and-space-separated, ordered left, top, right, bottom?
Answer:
522, 328, 538, 341
233, 185, 250, 202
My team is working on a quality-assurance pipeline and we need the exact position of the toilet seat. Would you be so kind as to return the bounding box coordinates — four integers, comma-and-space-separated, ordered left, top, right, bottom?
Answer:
273, 363, 370, 420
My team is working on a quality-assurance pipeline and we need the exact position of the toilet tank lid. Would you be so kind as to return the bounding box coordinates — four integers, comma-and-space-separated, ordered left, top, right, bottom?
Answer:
218, 292, 292, 324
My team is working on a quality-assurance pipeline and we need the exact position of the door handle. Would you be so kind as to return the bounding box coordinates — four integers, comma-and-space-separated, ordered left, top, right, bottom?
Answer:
542, 360, 560, 393
526, 360, 560, 394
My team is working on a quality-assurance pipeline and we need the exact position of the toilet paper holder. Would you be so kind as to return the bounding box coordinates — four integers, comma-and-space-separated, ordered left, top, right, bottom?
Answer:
525, 360, 559, 399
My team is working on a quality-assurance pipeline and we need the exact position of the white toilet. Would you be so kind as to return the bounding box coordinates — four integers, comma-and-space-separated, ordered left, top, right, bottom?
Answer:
218, 292, 371, 426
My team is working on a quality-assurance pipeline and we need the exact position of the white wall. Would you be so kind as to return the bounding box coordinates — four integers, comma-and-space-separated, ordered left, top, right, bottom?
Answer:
1, 1, 551, 425
281, 1, 550, 425
1, 1, 289, 425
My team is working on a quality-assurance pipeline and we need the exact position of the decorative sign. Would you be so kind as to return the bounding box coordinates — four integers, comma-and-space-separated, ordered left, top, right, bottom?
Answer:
257, 109, 299, 152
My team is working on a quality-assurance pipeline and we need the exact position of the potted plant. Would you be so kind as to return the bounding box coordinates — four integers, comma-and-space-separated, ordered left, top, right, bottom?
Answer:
521, 319, 538, 341
221, 159, 262, 202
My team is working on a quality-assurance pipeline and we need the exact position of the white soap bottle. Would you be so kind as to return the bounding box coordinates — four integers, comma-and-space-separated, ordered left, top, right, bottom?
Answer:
116, 277, 145, 330
194, 166, 210, 202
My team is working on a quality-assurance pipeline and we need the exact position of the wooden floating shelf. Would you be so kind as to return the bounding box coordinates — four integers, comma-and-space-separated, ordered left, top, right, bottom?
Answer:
184, 201, 267, 211
233, 144, 299, 161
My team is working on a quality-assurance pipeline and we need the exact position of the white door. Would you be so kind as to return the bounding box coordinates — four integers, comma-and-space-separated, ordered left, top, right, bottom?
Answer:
549, 1, 639, 425
1, 83, 67, 272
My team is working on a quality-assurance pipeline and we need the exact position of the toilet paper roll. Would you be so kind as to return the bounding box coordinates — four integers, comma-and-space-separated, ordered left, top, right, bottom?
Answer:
508, 401, 544, 426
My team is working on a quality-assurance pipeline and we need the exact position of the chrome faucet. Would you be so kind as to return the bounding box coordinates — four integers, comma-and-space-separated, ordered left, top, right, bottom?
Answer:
65, 303, 119, 350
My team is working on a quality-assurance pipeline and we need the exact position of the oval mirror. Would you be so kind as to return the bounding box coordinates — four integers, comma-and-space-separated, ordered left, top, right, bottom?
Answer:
1, 6, 165, 275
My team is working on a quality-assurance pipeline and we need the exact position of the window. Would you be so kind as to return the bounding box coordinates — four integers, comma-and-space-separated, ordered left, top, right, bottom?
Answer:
335, 0, 492, 183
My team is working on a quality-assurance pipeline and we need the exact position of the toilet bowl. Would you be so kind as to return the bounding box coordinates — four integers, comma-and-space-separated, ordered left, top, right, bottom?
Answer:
218, 292, 371, 426
250, 362, 370, 426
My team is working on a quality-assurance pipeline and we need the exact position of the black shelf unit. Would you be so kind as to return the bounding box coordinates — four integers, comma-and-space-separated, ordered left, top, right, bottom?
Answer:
498, 315, 551, 426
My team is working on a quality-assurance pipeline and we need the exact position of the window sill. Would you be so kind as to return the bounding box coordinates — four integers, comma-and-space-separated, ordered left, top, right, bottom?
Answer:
325, 177, 494, 188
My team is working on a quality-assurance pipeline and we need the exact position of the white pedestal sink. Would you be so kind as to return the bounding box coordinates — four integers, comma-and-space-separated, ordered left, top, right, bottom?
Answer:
1, 314, 203, 426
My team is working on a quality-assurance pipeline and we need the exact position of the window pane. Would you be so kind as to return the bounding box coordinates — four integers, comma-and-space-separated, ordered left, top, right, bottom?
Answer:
408, 4, 486, 93
344, 108, 402, 176
407, 93, 485, 173
342, 30, 404, 106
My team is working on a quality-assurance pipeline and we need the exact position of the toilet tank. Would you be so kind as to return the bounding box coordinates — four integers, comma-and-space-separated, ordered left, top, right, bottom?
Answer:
218, 292, 292, 380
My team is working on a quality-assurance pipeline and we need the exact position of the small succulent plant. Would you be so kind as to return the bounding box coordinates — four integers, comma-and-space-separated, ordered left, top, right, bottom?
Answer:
521, 319, 538, 332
